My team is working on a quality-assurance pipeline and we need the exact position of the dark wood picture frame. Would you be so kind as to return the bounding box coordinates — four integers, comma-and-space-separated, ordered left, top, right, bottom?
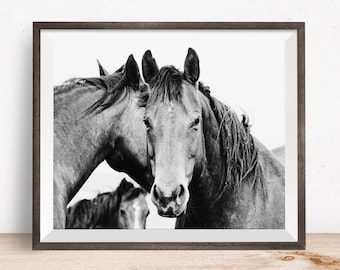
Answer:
33, 22, 305, 250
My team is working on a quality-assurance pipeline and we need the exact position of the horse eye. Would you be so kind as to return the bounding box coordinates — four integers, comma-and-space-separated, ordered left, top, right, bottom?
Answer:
191, 117, 200, 129
120, 209, 126, 216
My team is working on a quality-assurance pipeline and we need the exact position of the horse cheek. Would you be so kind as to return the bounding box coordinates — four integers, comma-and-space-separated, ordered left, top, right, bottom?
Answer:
117, 214, 125, 229
186, 134, 199, 181
187, 130, 200, 159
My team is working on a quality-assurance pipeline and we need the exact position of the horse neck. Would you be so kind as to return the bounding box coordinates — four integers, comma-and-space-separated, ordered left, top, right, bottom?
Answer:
181, 93, 226, 227
54, 87, 119, 204
184, 93, 270, 227
253, 137, 285, 181
105, 97, 153, 192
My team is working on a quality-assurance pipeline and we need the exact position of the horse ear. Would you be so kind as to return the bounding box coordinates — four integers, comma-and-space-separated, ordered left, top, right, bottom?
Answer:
142, 50, 159, 83
125, 54, 140, 89
114, 65, 124, 73
117, 178, 133, 194
96, 59, 109, 76
184, 48, 200, 84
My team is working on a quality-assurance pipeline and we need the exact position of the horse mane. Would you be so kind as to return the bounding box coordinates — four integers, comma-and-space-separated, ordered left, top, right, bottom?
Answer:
241, 114, 251, 132
54, 78, 88, 95
54, 65, 139, 115
66, 178, 146, 228
197, 82, 267, 205
65, 191, 117, 228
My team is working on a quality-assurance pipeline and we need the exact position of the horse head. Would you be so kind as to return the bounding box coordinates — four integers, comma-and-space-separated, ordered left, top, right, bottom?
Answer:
86, 54, 153, 190
116, 178, 149, 229
142, 48, 205, 217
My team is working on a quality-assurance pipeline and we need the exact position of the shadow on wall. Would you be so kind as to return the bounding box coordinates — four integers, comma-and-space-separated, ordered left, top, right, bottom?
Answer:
6, 36, 33, 232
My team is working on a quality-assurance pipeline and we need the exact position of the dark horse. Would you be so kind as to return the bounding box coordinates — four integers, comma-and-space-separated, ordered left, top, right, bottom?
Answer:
66, 178, 149, 229
141, 49, 285, 228
54, 55, 152, 228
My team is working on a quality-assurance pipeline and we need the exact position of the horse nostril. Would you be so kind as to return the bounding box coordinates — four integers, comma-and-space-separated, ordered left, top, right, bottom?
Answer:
159, 197, 168, 208
153, 185, 160, 200
178, 184, 185, 198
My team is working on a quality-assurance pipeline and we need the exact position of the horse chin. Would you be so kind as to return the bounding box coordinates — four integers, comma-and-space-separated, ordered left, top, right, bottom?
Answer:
157, 205, 186, 218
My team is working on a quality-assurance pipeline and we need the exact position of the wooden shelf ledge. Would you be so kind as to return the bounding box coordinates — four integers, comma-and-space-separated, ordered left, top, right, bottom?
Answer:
0, 234, 339, 269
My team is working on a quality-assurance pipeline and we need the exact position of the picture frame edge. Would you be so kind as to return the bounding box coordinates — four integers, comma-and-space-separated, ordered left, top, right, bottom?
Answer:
32, 21, 306, 250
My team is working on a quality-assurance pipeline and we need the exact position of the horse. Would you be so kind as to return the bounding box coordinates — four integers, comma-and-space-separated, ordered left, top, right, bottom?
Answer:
141, 48, 285, 229
54, 54, 152, 228
65, 178, 149, 229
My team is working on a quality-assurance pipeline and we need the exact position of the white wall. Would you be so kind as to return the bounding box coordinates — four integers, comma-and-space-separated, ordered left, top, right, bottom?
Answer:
0, 0, 339, 233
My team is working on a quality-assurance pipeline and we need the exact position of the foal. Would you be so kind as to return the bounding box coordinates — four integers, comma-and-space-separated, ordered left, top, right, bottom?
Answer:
66, 179, 149, 229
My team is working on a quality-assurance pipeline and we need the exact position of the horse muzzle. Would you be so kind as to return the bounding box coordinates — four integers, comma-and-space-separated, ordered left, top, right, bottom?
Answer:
150, 184, 188, 218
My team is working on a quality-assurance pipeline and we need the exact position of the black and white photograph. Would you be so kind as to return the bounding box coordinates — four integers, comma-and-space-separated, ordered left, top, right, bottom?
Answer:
33, 22, 304, 249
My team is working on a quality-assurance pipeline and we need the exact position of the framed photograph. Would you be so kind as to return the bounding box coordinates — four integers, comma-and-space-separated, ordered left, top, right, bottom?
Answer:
33, 22, 305, 249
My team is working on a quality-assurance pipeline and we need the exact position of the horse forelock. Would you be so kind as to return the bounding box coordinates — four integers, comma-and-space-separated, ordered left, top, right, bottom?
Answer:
145, 66, 185, 107
123, 187, 146, 202
199, 87, 267, 206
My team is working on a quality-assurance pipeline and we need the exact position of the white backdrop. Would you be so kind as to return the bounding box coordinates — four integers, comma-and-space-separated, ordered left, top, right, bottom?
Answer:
0, 0, 339, 233
43, 29, 289, 229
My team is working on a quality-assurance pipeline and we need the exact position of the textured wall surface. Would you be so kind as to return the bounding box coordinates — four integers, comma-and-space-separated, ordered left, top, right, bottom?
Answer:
0, 0, 339, 233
